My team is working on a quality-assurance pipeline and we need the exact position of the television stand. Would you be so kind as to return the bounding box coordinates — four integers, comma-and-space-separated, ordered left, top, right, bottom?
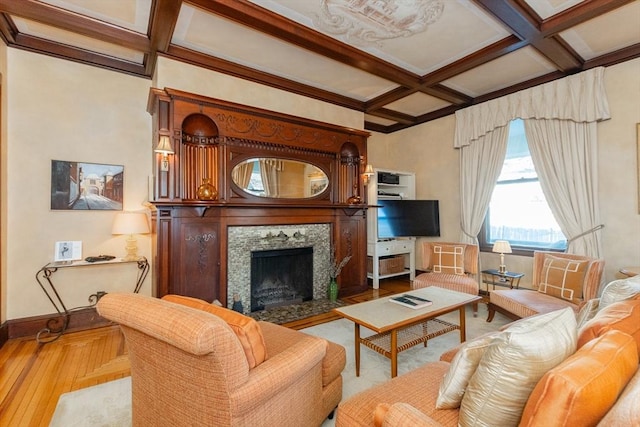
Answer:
367, 238, 415, 289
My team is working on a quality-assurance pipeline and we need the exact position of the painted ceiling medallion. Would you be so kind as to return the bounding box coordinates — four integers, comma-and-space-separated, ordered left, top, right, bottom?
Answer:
312, 0, 444, 47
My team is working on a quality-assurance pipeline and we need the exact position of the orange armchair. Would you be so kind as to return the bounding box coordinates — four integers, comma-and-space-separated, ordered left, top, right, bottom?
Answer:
412, 242, 480, 315
96, 293, 345, 427
487, 251, 605, 322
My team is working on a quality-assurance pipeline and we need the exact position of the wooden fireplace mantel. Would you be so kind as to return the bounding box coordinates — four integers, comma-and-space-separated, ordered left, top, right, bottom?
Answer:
148, 88, 371, 306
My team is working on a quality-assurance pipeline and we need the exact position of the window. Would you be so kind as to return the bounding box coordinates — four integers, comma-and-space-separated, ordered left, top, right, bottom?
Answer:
480, 120, 567, 253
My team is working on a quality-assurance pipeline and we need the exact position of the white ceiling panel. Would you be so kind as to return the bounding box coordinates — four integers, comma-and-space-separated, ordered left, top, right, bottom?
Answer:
39, 0, 151, 34
559, 2, 640, 60
524, 0, 583, 20
441, 46, 557, 97
12, 17, 144, 64
173, 4, 399, 101
383, 92, 452, 116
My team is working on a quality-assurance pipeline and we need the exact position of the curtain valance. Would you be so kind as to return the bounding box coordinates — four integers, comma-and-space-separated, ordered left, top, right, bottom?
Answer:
454, 67, 610, 148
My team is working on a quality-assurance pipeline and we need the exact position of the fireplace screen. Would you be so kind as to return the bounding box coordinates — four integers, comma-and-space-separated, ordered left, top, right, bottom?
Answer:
250, 247, 313, 312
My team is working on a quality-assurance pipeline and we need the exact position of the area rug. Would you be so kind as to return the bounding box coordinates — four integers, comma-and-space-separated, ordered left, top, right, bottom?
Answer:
49, 304, 509, 427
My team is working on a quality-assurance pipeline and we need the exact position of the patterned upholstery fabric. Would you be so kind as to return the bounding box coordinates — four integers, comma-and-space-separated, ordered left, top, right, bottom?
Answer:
430, 244, 465, 275
162, 294, 268, 368
537, 255, 589, 303
335, 361, 459, 427
488, 251, 604, 322
490, 289, 578, 318
413, 242, 480, 314
96, 293, 345, 427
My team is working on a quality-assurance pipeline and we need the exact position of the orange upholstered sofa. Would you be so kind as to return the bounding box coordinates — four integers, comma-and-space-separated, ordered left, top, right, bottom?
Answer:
96, 293, 346, 427
335, 276, 640, 427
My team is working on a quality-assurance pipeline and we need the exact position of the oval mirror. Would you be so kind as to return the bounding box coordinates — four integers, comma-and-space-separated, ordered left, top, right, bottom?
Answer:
231, 158, 329, 199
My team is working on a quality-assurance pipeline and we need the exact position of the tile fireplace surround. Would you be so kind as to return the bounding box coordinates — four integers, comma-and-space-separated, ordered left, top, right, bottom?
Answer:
227, 224, 332, 313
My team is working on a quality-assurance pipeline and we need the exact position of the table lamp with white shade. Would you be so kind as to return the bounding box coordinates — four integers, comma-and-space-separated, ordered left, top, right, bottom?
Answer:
492, 240, 512, 274
112, 212, 150, 261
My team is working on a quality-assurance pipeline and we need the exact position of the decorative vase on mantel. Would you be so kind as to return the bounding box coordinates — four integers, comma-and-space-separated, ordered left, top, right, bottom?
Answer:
328, 277, 339, 302
197, 178, 218, 201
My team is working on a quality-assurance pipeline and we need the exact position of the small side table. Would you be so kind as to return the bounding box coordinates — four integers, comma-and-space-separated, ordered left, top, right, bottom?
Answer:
481, 269, 524, 294
35, 257, 149, 343
616, 266, 640, 279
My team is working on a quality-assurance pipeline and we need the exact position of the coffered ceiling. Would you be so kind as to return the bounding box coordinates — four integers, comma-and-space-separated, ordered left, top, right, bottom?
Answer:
0, 0, 638, 133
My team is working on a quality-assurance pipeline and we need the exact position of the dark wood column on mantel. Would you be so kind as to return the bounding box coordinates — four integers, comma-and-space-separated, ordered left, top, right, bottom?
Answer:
147, 88, 371, 306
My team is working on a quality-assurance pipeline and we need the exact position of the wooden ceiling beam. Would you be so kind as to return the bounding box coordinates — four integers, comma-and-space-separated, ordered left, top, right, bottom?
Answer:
0, 0, 150, 52
13, 32, 146, 76
473, 0, 582, 71
164, 46, 366, 111
146, 0, 182, 76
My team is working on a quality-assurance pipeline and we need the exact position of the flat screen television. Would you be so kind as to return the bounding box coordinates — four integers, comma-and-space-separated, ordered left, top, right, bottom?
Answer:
377, 199, 440, 239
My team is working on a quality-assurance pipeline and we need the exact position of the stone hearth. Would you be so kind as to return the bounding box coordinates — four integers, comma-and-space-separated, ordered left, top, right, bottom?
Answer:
227, 224, 332, 313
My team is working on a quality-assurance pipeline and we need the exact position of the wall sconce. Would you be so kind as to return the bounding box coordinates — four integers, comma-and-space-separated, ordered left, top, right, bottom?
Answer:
154, 135, 174, 172
492, 240, 512, 274
363, 164, 375, 185
112, 212, 151, 261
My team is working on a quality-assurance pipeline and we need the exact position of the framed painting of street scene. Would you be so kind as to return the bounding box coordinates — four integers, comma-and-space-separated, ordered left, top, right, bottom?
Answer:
51, 160, 124, 210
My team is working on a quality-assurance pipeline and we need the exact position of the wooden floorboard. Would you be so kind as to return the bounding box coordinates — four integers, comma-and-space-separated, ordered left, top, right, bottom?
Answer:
0, 278, 410, 426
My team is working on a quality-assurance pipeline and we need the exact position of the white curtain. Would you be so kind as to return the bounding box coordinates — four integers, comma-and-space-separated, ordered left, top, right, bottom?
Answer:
459, 126, 509, 244
454, 67, 610, 256
524, 119, 603, 257
259, 159, 283, 197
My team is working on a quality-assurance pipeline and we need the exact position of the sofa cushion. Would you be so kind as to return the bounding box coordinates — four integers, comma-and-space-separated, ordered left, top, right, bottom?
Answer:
600, 276, 640, 309
459, 307, 577, 427
577, 298, 640, 354
162, 294, 267, 368
436, 332, 499, 409
537, 255, 588, 304
430, 244, 465, 275
490, 289, 578, 319
520, 330, 638, 427
596, 366, 640, 427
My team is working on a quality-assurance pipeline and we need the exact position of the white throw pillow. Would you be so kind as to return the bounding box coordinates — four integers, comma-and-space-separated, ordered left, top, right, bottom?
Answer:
436, 332, 499, 409
600, 276, 640, 309
459, 307, 577, 427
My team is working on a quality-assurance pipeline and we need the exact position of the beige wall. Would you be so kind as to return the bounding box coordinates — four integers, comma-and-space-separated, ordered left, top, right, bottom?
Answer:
3, 52, 364, 321
5, 51, 153, 319
368, 58, 640, 288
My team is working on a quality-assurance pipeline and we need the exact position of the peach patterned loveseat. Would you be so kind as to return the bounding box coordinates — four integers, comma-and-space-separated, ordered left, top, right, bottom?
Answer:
96, 293, 346, 427
335, 276, 640, 427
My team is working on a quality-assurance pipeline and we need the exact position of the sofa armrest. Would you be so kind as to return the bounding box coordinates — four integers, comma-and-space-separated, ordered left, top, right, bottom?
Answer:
374, 403, 443, 427
230, 334, 326, 413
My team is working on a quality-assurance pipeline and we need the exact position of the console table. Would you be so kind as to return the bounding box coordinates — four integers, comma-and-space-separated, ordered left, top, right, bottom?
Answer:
35, 257, 149, 343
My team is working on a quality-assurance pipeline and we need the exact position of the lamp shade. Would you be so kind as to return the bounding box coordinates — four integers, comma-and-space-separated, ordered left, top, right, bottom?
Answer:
112, 212, 150, 235
154, 135, 174, 155
492, 240, 512, 254
364, 164, 374, 176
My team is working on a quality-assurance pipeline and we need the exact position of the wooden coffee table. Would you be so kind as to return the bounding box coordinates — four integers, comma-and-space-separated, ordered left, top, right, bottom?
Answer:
333, 286, 481, 378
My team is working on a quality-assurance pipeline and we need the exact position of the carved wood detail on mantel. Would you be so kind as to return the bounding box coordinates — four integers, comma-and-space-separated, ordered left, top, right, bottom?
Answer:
147, 88, 370, 304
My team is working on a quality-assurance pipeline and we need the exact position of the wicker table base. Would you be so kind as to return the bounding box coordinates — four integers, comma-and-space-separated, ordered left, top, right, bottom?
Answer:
361, 318, 459, 357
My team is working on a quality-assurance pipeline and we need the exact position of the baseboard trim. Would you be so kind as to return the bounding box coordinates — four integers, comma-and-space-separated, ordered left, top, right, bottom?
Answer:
6, 308, 113, 340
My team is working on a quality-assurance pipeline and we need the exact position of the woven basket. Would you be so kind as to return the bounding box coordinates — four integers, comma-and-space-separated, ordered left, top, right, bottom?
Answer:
368, 255, 405, 275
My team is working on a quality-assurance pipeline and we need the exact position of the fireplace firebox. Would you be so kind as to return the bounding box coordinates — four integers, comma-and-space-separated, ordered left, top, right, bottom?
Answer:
250, 247, 313, 312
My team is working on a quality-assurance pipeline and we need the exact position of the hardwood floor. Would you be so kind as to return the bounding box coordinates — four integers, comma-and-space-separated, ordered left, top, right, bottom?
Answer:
0, 278, 411, 427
